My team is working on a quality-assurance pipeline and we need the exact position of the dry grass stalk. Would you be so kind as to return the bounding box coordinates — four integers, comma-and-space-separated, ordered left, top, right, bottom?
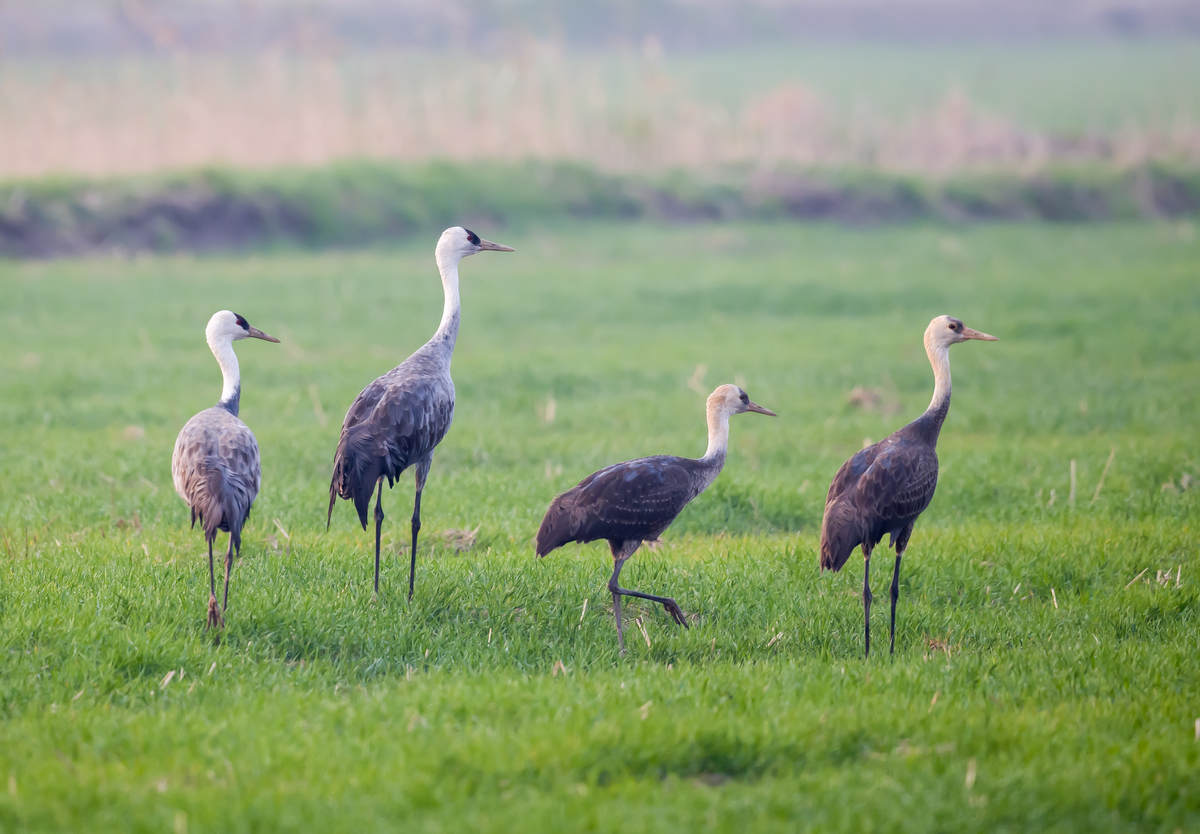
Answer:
578, 596, 588, 625
1051, 587, 1058, 609
635, 616, 651, 648
1091, 447, 1116, 503
1124, 567, 1149, 588
1068, 459, 1077, 508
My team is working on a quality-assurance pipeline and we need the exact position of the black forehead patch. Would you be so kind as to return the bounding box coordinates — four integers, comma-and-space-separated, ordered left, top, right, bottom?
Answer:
464, 228, 481, 245
738, 388, 749, 401
234, 313, 250, 330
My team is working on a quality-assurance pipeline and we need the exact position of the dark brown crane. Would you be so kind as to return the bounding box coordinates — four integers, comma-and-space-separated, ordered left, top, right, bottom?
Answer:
536, 384, 775, 651
328, 227, 513, 598
820, 315, 996, 657
171, 310, 279, 628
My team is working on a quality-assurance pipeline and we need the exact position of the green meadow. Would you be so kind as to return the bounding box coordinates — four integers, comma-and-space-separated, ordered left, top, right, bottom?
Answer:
2, 220, 1198, 831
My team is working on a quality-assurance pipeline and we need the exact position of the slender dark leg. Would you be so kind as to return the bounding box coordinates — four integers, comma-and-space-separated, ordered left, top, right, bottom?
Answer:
607, 542, 688, 654
408, 488, 422, 602
222, 534, 235, 613
862, 546, 873, 658
206, 537, 221, 629
889, 552, 903, 655
207, 538, 216, 599
373, 478, 384, 594
611, 569, 626, 654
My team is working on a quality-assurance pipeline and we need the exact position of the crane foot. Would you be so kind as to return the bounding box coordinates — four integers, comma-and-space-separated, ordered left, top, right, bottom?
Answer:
206, 594, 224, 629
661, 598, 689, 628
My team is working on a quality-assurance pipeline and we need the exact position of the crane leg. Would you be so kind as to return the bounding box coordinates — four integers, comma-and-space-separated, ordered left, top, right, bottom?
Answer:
373, 478, 384, 595
862, 547, 873, 658
206, 536, 221, 629
607, 543, 688, 654
889, 551, 903, 655
408, 488, 422, 602
611, 585, 625, 655
221, 533, 235, 616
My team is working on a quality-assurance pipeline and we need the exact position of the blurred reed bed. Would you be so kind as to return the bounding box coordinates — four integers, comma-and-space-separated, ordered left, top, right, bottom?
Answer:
2, 40, 1199, 178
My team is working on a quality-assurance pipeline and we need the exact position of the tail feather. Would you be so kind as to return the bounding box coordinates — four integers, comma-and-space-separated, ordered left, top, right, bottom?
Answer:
819, 500, 862, 572
329, 436, 382, 532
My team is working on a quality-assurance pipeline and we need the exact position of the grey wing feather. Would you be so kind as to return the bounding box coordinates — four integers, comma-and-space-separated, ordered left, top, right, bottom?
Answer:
172, 407, 261, 543
329, 363, 454, 529
536, 456, 709, 556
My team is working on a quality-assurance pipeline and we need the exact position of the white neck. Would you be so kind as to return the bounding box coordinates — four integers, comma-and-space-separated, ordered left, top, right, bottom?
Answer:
702, 400, 730, 462
432, 252, 462, 348
926, 340, 951, 415
208, 334, 240, 407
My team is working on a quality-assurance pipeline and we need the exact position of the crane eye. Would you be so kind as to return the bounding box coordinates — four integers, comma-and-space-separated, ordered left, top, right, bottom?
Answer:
464, 229, 481, 245
739, 392, 749, 403
234, 314, 250, 330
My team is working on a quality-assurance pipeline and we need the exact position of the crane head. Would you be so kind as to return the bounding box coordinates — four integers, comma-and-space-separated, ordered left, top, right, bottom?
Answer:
436, 226, 515, 268
709, 383, 777, 417
926, 315, 997, 350
205, 310, 280, 346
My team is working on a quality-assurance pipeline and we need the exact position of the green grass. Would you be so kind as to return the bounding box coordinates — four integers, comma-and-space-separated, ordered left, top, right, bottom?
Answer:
2, 220, 1198, 831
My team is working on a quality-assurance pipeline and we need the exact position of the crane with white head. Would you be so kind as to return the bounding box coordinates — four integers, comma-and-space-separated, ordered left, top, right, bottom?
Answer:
820, 314, 997, 657
536, 384, 776, 652
171, 310, 279, 628
328, 226, 514, 597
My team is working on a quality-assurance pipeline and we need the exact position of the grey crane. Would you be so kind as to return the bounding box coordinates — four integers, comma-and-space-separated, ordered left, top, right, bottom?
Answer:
328, 226, 513, 597
820, 315, 996, 657
536, 384, 775, 651
171, 310, 279, 628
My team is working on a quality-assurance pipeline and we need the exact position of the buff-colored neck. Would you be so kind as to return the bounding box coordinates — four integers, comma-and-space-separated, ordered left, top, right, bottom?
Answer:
702, 398, 730, 463
924, 336, 952, 418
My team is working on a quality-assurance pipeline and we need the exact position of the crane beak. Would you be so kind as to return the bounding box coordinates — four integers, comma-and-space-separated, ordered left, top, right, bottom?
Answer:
962, 327, 997, 341
477, 238, 515, 252
746, 401, 777, 416
247, 326, 280, 343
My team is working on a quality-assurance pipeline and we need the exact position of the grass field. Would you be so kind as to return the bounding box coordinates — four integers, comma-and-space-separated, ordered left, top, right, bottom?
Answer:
2, 220, 1198, 831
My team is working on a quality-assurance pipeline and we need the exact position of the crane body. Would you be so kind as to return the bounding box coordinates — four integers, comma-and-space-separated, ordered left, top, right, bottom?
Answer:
171, 310, 278, 628
820, 315, 996, 656
328, 226, 512, 597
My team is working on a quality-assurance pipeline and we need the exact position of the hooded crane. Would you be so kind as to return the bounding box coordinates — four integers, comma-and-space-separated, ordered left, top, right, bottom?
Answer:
328, 226, 513, 597
171, 310, 279, 628
536, 384, 776, 652
820, 315, 996, 657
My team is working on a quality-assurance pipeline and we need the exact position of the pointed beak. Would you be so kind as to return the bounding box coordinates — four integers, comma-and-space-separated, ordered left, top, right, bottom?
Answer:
746, 401, 777, 417
247, 326, 280, 343
961, 327, 998, 341
477, 238, 515, 253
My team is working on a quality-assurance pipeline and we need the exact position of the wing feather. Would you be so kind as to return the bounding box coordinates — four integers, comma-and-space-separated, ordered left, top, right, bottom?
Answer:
329, 366, 454, 529
536, 456, 707, 555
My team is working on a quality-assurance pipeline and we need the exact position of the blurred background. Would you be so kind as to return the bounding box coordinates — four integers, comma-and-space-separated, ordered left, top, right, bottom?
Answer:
2, 0, 1198, 254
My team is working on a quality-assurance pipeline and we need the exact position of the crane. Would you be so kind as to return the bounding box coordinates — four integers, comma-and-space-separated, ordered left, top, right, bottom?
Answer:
536, 384, 775, 651
328, 226, 513, 597
171, 310, 279, 628
820, 314, 996, 656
